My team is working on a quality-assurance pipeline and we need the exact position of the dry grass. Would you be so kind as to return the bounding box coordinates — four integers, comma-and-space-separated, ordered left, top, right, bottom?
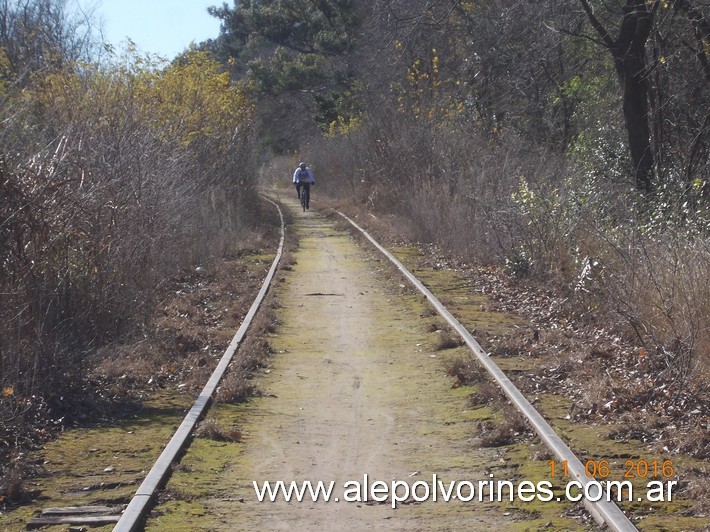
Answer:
215, 303, 277, 404
0, 196, 283, 494
468, 381, 500, 407
477, 404, 530, 448
680, 467, 710, 513
1, 467, 24, 504
443, 355, 484, 386
216, 368, 260, 404
600, 234, 710, 381
435, 330, 464, 351
194, 418, 242, 442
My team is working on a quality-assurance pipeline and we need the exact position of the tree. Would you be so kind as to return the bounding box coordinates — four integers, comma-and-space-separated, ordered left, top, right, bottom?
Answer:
208, 0, 362, 149
0, 0, 98, 84
575, 0, 658, 192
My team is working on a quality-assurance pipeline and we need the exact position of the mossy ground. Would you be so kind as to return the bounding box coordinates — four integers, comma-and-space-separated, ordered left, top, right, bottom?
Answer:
0, 246, 277, 531
0, 390, 192, 531
389, 245, 710, 531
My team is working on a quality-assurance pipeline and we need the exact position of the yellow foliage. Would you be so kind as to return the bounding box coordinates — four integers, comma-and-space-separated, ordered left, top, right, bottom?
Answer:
138, 51, 253, 150
2, 385, 14, 397
395, 47, 465, 125
27, 51, 253, 156
325, 115, 362, 139
0, 47, 10, 95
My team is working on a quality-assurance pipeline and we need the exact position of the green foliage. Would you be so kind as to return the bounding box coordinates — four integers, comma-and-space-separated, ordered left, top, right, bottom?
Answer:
508, 166, 709, 370
510, 177, 580, 273
640, 174, 710, 238
245, 0, 357, 55
314, 81, 363, 136
504, 251, 533, 278
0, 47, 10, 95
569, 124, 629, 182
211, 0, 359, 86
209, 0, 361, 145
246, 47, 326, 95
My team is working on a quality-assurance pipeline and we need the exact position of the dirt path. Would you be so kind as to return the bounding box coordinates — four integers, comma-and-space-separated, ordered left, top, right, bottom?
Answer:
202, 198, 520, 530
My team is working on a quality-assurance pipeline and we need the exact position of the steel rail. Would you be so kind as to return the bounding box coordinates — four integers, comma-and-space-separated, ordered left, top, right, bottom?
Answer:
114, 198, 285, 532
338, 211, 638, 532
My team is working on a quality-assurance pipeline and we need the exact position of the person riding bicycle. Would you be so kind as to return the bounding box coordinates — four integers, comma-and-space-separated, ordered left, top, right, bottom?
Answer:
293, 162, 315, 209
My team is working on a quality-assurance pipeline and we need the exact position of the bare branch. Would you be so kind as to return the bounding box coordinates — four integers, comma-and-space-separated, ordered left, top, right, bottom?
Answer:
556, 25, 612, 48
578, 0, 616, 48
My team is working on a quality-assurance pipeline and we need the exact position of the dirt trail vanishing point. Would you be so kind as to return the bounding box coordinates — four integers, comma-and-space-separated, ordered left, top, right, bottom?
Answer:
178, 197, 538, 530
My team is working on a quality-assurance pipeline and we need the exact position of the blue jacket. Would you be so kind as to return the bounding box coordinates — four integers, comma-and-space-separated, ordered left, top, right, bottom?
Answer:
293, 167, 315, 185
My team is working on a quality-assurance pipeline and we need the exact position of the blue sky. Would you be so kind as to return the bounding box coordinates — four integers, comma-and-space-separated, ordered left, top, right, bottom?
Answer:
81, 0, 224, 59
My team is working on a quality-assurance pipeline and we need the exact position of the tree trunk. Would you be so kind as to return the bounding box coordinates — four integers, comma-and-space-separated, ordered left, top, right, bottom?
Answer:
612, 1, 655, 193
615, 45, 654, 192
578, 0, 656, 192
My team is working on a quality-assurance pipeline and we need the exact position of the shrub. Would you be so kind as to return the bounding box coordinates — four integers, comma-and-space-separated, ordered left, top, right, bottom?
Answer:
1, 47, 257, 446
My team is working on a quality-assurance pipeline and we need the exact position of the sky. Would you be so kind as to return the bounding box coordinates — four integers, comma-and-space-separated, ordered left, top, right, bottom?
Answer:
81, 0, 224, 60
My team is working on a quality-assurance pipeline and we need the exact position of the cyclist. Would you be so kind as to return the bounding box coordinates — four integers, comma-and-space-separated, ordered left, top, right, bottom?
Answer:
293, 162, 315, 209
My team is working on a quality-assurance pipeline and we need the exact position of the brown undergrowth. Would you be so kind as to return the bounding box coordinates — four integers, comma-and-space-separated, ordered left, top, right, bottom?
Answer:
89, 224, 281, 399
0, 202, 287, 508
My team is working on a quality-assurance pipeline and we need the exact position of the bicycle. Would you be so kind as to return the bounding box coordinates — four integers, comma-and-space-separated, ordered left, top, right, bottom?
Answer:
300, 182, 311, 212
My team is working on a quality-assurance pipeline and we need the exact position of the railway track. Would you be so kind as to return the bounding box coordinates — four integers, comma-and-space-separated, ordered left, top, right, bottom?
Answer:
112, 198, 285, 531
103, 196, 644, 531
338, 212, 636, 532
24, 195, 659, 530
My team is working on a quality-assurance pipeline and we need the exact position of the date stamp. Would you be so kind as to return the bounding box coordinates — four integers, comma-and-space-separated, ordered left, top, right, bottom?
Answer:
548, 459, 675, 480
545, 459, 678, 503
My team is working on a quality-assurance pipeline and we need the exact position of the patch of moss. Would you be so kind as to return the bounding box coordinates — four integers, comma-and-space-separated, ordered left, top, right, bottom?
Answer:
0, 389, 192, 531
532, 394, 707, 530
391, 246, 525, 337
148, 499, 218, 530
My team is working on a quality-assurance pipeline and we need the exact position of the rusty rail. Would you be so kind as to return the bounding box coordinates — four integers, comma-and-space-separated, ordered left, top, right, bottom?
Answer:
113, 198, 285, 532
338, 211, 638, 532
